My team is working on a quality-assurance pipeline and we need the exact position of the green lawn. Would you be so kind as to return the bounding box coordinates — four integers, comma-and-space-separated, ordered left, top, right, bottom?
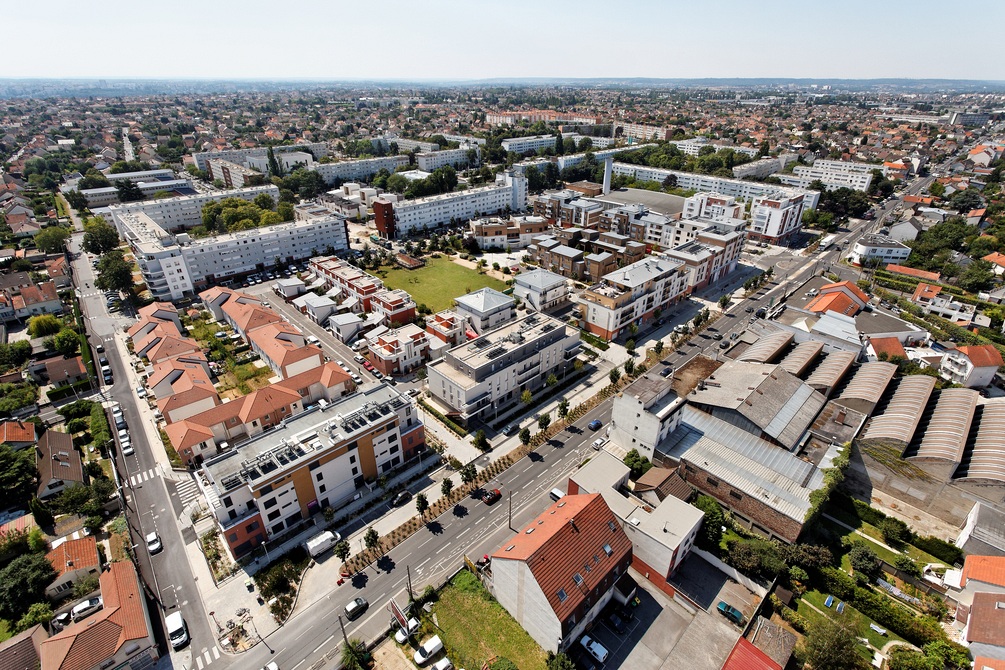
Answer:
416, 570, 546, 670
824, 509, 943, 566
375, 256, 507, 313
799, 589, 905, 650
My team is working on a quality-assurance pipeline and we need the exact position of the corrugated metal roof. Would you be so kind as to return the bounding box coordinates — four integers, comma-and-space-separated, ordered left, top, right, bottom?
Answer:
805, 351, 856, 396
737, 332, 794, 363
909, 388, 979, 463
838, 362, 898, 406
765, 383, 825, 449
860, 376, 937, 448
958, 398, 1005, 483
779, 340, 824, 377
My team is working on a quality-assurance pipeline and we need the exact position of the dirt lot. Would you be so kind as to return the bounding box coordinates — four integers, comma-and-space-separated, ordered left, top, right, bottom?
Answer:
671, 355, 723, 395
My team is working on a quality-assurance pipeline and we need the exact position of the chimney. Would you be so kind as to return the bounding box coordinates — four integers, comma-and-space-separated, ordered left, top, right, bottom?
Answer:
570, 518, 578, 532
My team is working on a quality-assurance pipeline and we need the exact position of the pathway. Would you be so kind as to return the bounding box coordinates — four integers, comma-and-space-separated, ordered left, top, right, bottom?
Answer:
821, 513, 903, 555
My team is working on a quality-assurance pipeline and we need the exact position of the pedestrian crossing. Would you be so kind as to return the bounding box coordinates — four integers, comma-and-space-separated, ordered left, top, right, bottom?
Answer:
193, 645, 221, 670
173, 475, 202, 510
128, 467, 160, 487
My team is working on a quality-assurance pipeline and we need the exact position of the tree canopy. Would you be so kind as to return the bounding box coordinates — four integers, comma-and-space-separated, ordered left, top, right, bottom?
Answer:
95, 249, 133, 294
34, 226, 71, 253
0, 553, 56, 620
0, 444, 37, 511
82, 217, 120, 255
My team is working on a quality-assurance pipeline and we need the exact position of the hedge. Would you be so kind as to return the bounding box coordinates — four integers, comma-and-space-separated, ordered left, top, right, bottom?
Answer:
417, 399, 468, 438
579, 331, 610, 351
45, 379, 94, 402
911, 536, 963, 566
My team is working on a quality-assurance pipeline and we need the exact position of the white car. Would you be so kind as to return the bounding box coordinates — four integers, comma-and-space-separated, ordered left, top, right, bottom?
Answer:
71, 597, 103, 622
414, 635, 443, 665
135, 386, 147, 398
394, 617, 420, 643
430, 660, 453, 670
146, 532, 162, 554
580, 634, 609, 663
353, 354, 365, 363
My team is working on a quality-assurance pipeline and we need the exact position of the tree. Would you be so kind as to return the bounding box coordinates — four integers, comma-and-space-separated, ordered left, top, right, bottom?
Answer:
82, 217, 119, 254
521, 389, 533, 405
53, 328, 80, 357
661, 174, 678, 190
800, 619, 868, 670
947, 188, 983, 213
277, 201, 295, 221
64, 189, 88, 211
518, 427, 531, 445
927, 181, 945, 199
609, 367, 621, 385
472, 429, 489, 452
557, 398, 569, 418
623, 449, 652, 479
27, 314, 63, 338
554, 134, 564, 155
15, 601, 53, 633
363, 527, 380, 553
459, 463, 476, 485
956, 259, 995, 292
0, 444, 37, 511
878, 517, 911, 547
894, 555, 922, 579
29, 497, 53, 528
625, 339, 636, 355
114, 179, 144, 202
441, 477, 454, 499
333, 540, 350, 564
654, 340, 664, 356
888, 648, 938, 670
718, 294, 731, 309
538, 414, 551, 431
415, 493, 429, 518
848, 542, 880, 579
694, 495, 724, 548
0, 553, 56, 619
546, 651, 577, 670
95, 250, 133, 294
253, 193, 275, 211
340, 637, 369, 670
34, 226, 70, 253
545, 373, 558, 387
623, 359, 635, 376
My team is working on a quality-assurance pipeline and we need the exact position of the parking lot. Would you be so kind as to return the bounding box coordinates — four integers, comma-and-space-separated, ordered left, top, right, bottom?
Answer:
571, 568, 742, 670
669, 553, 761, 623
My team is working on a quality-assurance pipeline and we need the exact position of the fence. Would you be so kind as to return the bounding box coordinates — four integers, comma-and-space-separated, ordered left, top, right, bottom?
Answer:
692, 547, 769, 597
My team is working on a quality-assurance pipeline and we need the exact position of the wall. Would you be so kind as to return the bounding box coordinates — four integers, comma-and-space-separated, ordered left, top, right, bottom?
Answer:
691, 547, 768, 597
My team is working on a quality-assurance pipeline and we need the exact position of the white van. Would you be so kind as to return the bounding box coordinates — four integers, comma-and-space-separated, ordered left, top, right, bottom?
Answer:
165, 611, 189, 649
549, 488, 565, 502
305, 530, 340, 558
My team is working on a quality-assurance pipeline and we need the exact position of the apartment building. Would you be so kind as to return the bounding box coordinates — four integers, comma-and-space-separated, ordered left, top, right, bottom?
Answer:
80, 178, 194, 207
501, 134, 561, 154
512, 268, 570, 312
367, 324, 430, 376
109, 184, 278, 232
309, 257, 384, 312
486, 110, 600, 126
663, 224, 745, 293
191, 143, 329, 172
731, 154, 797, 180
427, 313, 579, 424
468, 215, 548, 250
670, 138, 758, 157
579, 256, 689, 341
441, 133, 486, 146
425, 310, 469, 349
617, 122, 671, 142
527, 237, 585, 279
681, 192, 744, 222
748, 192, 807, 244
531, 190, 605, 228
207, 159, 266, 188
118, 208, 349, 301
373, 170, 527, 238
416, 146, 479, 171
103, 169, 176, 184
848, 234, 911, 266
778, 159, 877, 192
373, 135, 438, 153
610, 373, 686, 461
370, 288, 416, 327
453, 287, 516, 334
612, 163, 820, 210
940, 345, 1004, 388
314, 155, 409, 185
200, 384, 424, 557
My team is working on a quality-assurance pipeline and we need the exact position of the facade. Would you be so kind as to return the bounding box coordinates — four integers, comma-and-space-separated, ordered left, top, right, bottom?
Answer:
453, 288, 515, 335
501, 134, 561, 154
373, 170, 527, 238
200, 384, 424, 557
468, 215, 548, 250
940, 345, 1005, 388
314, 155, 409, 185
579, 255, 689, 341
531, 190, 605, 228
427, 313, 579, 424
490, 493, 633, 653
416, 146, 479, 171
192, 143, 329, 172
617, 122, 670, 142
425, 310, 469, 349
512, 268, 570, 312
370, 288, 417, 327
777, 159, 878, 191
848, 234, 911, 266
367, 324, 430, 376
206, 159, 266, 188
670, 137, 758, 157
748, 192, 807, 244
80, 178, 194, 207
109, 184, 278, 232
610, 373, 686, 461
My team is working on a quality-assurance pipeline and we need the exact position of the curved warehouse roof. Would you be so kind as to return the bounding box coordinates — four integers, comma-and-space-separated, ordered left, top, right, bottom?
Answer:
737, 332, 793, 364
859, 376, 937, 449
957, 399, 1005, 483
779, 341, 824, 377
804, 351, 857, 397
909, 388, 979, 463
836, 362, 897, 412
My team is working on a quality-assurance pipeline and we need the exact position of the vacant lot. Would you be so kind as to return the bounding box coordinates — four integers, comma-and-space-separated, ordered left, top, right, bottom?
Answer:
376, 256, 507, 313
424, 570, 546, 670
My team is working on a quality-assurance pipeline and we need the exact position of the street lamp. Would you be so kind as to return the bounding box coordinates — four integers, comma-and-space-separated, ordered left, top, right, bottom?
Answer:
248, 615, 273, 654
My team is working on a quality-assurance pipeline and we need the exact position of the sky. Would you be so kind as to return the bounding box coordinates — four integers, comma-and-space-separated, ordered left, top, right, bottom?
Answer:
9, 0, 1005, 81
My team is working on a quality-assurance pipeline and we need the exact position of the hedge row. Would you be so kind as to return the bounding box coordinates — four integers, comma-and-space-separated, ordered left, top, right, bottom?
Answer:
417, 399, 468, 438
45, 379, 94, 402
579, 331, 610, 351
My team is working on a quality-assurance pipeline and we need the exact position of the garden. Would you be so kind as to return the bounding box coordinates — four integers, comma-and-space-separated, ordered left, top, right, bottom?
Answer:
375, 255, 508, 313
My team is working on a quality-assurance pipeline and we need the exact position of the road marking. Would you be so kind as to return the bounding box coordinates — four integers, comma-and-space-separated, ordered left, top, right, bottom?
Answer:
195, 655, 204, 670
435, 543, 451, 555
314, 634, 334, 653
457, 527, 470, 538
212, 647, 220, 660
203, 649, 211, 665
292, 662, 305, 670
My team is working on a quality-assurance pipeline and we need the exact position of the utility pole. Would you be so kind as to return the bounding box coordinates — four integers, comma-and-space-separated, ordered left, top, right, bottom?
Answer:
406, 565, 414, 602
508, 491, 514, 531
338, 614, 349, 647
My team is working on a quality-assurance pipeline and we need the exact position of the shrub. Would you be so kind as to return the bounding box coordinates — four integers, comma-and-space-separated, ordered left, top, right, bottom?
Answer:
878, 517, 911, 547
912, 535, 963, 566
894, 555, 922, 579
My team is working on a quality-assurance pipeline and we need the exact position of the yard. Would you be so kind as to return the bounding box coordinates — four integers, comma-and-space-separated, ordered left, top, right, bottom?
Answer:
417, 570, 547, 670
375, 256, 508, 313
797, 589, 906, 651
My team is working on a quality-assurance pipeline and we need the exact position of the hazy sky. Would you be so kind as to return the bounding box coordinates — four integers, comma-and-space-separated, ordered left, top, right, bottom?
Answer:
11, 0, 1005, 81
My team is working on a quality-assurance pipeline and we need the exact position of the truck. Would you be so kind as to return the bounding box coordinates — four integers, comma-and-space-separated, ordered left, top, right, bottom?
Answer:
305, 530, 340, 558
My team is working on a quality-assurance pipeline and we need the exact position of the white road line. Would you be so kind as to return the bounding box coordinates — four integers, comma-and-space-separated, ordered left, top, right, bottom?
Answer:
212, 647, 220, 660
203, 649, 211, 665
457, 528, 470, 538
314, 634, 334, 653
292, 661, 306, 670
435, 543, 451, 555
195, 656, 204, 670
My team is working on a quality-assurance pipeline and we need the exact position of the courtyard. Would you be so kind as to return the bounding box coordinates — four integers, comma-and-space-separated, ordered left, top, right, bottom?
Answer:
375, 255, 508, 313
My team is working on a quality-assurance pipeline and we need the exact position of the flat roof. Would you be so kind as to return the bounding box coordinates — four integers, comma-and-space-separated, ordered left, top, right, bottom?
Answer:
593, 187, 686, 217
438, 312, 572, 370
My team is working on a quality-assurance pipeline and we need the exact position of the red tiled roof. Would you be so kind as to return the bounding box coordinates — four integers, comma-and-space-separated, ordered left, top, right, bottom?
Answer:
966, 591, 1005, 647
721, 637, 782, 670
957, 345, 1005, 369
974, 657, 1005, 670
491, 493, 632, 624
165, 420, 215, 451
275, 361, 354, 397
870, 337, 907, 360
912, 283, 941, 302
983, 252, 1005, 268
146, 335, 201, 365
46, 536, 100, 579
0, 420, 36, 444
806, 292, 859, 316
819, 280, 869, 305
963, 555, 1005, 588
885, 264, 941, 281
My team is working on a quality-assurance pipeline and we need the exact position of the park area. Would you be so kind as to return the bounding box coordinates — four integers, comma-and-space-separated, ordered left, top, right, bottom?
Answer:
375, 255, 508, 313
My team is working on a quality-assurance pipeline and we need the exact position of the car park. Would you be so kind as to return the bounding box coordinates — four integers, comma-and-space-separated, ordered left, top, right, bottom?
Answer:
579, 635, 609, 663
344, 597, 369, 621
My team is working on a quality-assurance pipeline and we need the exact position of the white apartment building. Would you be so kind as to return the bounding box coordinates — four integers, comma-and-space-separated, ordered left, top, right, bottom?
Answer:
617, 123, 670, 142
416, 146, 480, 171
207, 159, 264, 188
778, 159, 878, 192
748, 193, 807, 244
314, 156, 409, 185
108, 184, 279, 232
427, 313, 580, 424
670, 137, 758, 157
244, 151, 315, 174
512, 268, 570, 312
119, 210, 349, 301
373, 136, 439, 153
103, 169, 176, 183
441, 133, 486, 146
80, 178, 193, 207
613, 162, 820, 210
453, 288, 515, 335
373, 170, 527, 238
367, 323, 430, 376
580, 255, 689, 341
553, 145, 655, 172
731, 154, 797, 180
848, 234, 911, 266
192, 143, 328, 172
610, 373, 685, 461
501, 135, 561, 154
682, 192, 744, 222
468, 215, 549, 250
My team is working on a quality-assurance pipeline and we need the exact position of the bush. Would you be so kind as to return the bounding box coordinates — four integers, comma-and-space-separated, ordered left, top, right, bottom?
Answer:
490, 660, 519, 670
912, 535, 963, 566
879, 517, 912, 547
894, 555, 922, 579
848, 542, 881, 579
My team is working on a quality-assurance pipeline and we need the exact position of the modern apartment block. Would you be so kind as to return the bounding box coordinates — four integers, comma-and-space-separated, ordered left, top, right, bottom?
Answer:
207, 159, 266, 188
314, 156, 409, 185
372, 135, 439, 153
848, 234, 911, 266
778, 159, 878, 192
308, 257, 384, 312
373, 170, 527, 238
468, 215, 549, 250
531, 190, 605, 228
612, 162, 820, 210
501, 134, 562, 154
416, 146, 480, 171
370, 288, 417, 327
616, 122, 671, 142
453, 288, 516, 335
747, 192, 807, 244
367, 323, 430, 376
200, 384, 425, 557
108, 184, 279, 232
579, 255, 689, 341
663, 224, 746, 293
610, 373, 686, 461
425, 310, 470, 349
681, 192, 745, 222
512, 268, 570, 312
486, 110, 601, 126
731, 154, 797, 180
669, 137, 758, 157
80, 178, 194, 207
427, 313, 580, 425
191, 143, 329, 172
117, 206, 349, 301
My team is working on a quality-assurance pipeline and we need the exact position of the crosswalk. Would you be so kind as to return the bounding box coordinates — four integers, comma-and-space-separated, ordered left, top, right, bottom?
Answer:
193, 645, 221, 670
173, 475, 202, 510
128, 467, 160, 487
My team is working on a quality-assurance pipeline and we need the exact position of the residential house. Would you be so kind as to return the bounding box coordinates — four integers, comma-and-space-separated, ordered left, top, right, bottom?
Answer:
804, 281, 869, 317
940, 345, 1005, 388
884, 264, 941, 283
39, 561, 158, 670
45, 256, 71, 289
367, 324, 430, 376
866, 337, 908, 362
0, 420, 37, 449
292, 293, 338, 325
136, 302, 181, 330
453, 288, 516, 335
45, 536, 101, 599
200, 286, 261, 322
13, 281, 62, 319
45, 356, 87, 387
963, 592, 1005, 662
156, 373, 220, 424
247, 322, 324, 379
36, 429, 84, 500
848, 234, 910, 266
489, 493, 633, 653
425, 310, 469, 350
0, 624, 46, 670
886, 218, 924, 242
983, 252, 1005, 277
512, 269, 569, 312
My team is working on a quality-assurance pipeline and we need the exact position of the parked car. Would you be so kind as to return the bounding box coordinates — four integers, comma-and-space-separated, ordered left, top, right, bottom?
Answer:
588, 419, 602, 431
392, 491, 412, 507
146, 532, 162, 554
579, 635, 609, 663
362, 361, 374, 371
711, 333, 723, 340
351, 374, 363, 384
607, 609, 627, 634
353, 354, 365, 363
344, 597, 369, 621
430, 659, 453, 670
121, 443, 134, 457
394, 617, 421, 644
717, 600, 744, 625
591, 437, 606, 451
135, 386, 147, 398
71, 597, 103, 622
372, 370, 383, 379
414, 635, 443, 665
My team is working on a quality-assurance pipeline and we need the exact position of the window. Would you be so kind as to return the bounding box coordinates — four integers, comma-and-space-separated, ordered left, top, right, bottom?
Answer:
267, 510, 281, 521
706, 476, 719, 488
729, 490, 742, 501
319, 484, 326, 494
573, 573, 584, 586
603, 543, 613, 557
316, 472, 324, 482
608, 520, 616, 532
351, 466, 359, 476
309, 460, 321, 471
263, 498, 277, 509
556, 589, 567, 602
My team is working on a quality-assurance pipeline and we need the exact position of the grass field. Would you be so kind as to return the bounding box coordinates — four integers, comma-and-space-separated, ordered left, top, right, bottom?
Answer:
375, 256, 508, 313
798, 589, 905, 650
824, 507, 942, 566
419, 570, 546, 670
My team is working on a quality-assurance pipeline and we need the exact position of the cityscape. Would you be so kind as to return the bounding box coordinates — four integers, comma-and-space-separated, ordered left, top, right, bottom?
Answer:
1, 5, 1005, 670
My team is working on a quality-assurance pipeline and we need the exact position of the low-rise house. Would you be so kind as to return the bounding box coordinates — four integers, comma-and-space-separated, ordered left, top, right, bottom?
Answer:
157, 374, 220, 424
39, 561, 158, 670
884, 264, 941, 283
866, 337, 907, 362
45, 536, 101, 599
248, 322, 324, 379
13, 281, 62, 319
804, 281, 869, 317
963, 592, 1005, 662
490, 493, 633, 653
45, 356, 87, 387
0, 420, 37, 449
610, 373, 685, 461
273, 277, 306, 299
36, 429, 84, 500
45, 256, 71, 289
848, 234, 910, 266
940, 345, 1005, 388
367, 324, 429, 377
0, 624, 46, 670
292, 292, 338, 324
983, 252, 1005, 277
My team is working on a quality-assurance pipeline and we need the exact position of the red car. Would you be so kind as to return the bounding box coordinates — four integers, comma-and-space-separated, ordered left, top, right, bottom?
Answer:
483, 489, 502, 505
362, 361, 374, 371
